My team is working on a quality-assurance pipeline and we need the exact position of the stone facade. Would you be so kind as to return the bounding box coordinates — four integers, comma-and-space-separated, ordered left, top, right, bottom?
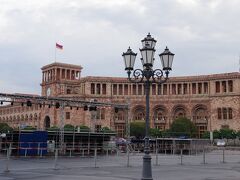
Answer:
0, 62, 240, 137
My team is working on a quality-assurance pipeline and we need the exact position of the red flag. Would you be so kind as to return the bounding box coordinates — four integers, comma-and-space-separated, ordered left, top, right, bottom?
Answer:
56, 43, 63, 50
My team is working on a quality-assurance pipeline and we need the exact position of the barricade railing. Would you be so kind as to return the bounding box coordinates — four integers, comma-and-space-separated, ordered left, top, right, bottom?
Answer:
2, 144, 240, 173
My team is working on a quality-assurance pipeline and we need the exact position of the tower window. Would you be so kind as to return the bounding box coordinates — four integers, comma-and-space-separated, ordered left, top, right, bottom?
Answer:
216, 81, 220, 93
91, 83, 95, 94
102, 84, 106, 95
96, 84, 101, 94
66, 112, 70, 120
228, 80, 233, 92
222, 81, 227, 93
192, 83, 196, 94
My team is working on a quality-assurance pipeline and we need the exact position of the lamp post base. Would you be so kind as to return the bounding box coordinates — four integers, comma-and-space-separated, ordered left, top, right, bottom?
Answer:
141, 153, 153, 180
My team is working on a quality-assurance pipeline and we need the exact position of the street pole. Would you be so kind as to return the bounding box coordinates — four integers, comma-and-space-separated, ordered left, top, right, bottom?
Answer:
142, 79, 152, 180
122, 33, 174, 180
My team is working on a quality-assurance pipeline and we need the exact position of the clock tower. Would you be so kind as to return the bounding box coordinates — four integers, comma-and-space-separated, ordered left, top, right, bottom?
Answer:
41, 62, 82, 97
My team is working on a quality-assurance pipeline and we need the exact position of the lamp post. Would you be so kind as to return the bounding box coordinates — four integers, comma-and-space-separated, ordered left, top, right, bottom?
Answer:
122, 33, 174, 180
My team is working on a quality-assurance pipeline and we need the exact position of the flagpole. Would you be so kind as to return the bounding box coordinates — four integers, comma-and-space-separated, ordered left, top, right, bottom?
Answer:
55, 43, 57, 63
239, 54, 240, 73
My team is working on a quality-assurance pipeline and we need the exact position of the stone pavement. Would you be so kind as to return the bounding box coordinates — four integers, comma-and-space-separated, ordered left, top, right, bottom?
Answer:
0, 151, 240, 180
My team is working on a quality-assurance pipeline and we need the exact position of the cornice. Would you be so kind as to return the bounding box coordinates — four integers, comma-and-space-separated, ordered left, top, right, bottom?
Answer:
41, 62, 82, 70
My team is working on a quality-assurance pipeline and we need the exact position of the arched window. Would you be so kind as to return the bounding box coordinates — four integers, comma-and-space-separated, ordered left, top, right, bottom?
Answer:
173, 105, 187, 120
44, 116, 51, 129
153, 108, 166, 121
133, 106, 145, 121
115, 110, 125, 121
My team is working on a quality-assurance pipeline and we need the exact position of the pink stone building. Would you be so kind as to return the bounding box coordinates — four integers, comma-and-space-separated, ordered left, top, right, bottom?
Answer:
0, 62, 240, 137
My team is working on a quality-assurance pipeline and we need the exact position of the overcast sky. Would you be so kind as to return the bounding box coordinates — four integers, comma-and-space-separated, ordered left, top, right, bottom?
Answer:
0, 0, 240, 95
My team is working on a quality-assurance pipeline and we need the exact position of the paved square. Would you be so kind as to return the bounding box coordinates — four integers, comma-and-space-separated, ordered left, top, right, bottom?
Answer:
1, 151, 240, 180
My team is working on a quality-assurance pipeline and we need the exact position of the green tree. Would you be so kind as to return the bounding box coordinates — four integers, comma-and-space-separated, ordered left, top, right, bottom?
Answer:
219, 128, 236, 139
169, 117, 197, 138
213, 130, 220, 139
76, 125, 90, 132
64, 124, 74, 131
149, 128, 162, 138
47, 126, 59, 131
202, 131, 210, 139
22, 126, 36, 130
0, 123, 13, 133
162, 129, 171, 138
130, 122, 145, 139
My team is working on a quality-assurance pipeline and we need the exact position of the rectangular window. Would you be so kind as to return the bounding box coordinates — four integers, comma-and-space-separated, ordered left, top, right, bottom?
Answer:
96, 84, 101, 94
198, 83, 202, 94
217, 108, 222, 119
152, 84, 156, 95
204, 82, 208, 94
172, 84, 176, 95
66, 112, 70, 120
228, 80, 233, 92
56, 68, 60, 80
91, 83, 95, 94
115, 125, 125, 138
124, 84, 128, 95
216, 81, 220, 93
102, 84, 106, 95
177, 84, 182, 94
132, 84, 137, 95
163, 84, 168, 95
113, 84, 117, 95
119, 84, 123, 95
67, 70, 70, 79
222, 81, 227, 93
96, 109, 100, 120
192, 83, 196, 94
62, 69, 65, 79
100, 109, 105, 120
223, 108, 227, 119
183, 84, 188, 94
228, 108, 233, 119
138, 84, 142, 95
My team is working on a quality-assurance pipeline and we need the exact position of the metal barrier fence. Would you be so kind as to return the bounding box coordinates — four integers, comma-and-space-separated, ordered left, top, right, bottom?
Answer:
1, 142, 240, 173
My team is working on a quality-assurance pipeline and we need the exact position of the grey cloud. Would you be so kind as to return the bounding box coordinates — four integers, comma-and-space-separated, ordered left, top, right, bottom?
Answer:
0, 0, 239, 94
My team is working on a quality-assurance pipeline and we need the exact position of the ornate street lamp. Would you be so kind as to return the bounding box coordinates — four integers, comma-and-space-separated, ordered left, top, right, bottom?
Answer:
122, 33, 174, 180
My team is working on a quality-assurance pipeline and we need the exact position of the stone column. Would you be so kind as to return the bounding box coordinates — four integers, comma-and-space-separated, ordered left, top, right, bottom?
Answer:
42, 72, 44, 83
181, 83, 184, 94
117, 84, 120, 95
128, 84, 131, 95
161, 84, 163, 95
196, 82, 199, 94
226, 81, 229, 93
50, 69, 52, 81
189, 83, 192, 95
